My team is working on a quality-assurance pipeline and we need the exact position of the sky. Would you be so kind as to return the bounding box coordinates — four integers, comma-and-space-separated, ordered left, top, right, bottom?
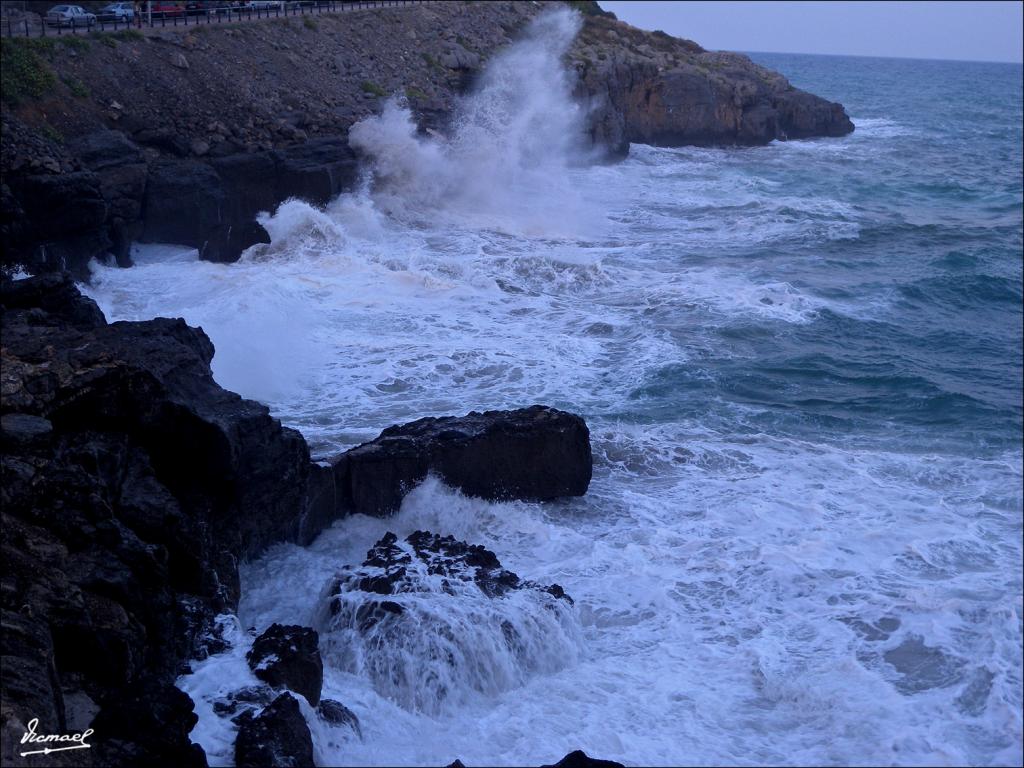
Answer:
600, 1, 1024, 64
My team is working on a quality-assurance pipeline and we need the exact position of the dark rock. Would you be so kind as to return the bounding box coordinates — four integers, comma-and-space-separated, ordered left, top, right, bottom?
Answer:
90, 680, 208, 768
321, 529, 575, 713
234, 692, 314, 768
141, 160, 227, 260
2, 172, 110, 278
271, 136, 360, 207
574, 18, 853, 154
0, 271, 106, 328
134, 128, 192, 157
0, 274, 344, 764
0, 413, 53, 449
541, 750, 625, 768
331, 405, 592, 517
446, 761, 467, 768
247, 624, 323, 707
317, 698, 360, 736
68, 130, 144, 172
342, 530, 572, 603
212, 684, 275, 720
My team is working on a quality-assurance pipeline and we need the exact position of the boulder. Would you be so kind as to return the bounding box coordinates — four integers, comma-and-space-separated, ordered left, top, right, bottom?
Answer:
320, 530, 575, 713
247, 625, 323, 707
334, 531, 574, 603
317, 699, 360, 736
90, 680, 208, 768
234, 693, 314, 768
541, 750, 625, 768
331, 406, 592, 517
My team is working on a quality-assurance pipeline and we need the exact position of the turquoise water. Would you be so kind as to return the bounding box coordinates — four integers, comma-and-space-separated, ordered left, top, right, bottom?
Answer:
90, 35, 1023, 767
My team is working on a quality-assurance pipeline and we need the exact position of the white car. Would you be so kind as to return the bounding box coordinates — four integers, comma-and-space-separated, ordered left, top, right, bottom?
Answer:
97, 2, 136, 21
245, 1, 285, 8
45, 5, 97, 27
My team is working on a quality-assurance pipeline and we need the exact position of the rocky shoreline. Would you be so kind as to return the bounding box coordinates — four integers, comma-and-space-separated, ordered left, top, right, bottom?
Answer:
1, 2, 856, 764
1, 272, 596, 765
1, 1, 852, 277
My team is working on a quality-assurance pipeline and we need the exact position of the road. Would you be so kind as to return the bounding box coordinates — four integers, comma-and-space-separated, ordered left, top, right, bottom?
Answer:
2, 1, 426, 39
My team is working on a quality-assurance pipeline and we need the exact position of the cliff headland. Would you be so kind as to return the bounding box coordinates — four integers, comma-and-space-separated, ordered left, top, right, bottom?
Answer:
0, 0, 852, 276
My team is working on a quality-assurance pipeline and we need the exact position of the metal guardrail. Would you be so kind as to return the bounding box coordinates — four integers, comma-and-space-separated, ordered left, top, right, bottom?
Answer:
3, 1, 424, 38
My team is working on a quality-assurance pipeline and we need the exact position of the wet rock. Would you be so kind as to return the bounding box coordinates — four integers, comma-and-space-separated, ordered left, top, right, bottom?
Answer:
234, 692, 314, 768
247, 625, 323, 707
343, 530, 574, 603
0, 274, 337, 764
3, 171, 109, 277
574, 17, 853, 154
0, 271, 105, 328
541, 750, 625, 768
321, 530, 576, 713
331, 406, 592, 517
212, 684, 275, 721
318, 698, 361, 736
90, 680, 207, 768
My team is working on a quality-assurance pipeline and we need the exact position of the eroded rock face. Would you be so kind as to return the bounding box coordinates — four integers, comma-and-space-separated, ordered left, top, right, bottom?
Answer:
572, 15, 854, 154
247, 625, 323, 707
0, 273, 331, 765
319, 530, 578, 714
331, 406, 592, 517
234, 693, 314, 768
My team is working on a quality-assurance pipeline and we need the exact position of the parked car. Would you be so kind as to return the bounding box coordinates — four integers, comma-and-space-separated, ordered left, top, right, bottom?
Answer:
245, 1, 285, 9
96, 2, 135, 22
149, 1, 185, 18
45, 5, 97, 27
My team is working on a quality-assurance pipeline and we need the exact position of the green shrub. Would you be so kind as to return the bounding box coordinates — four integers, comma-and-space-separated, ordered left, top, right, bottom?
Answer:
55, 35, 91, 51
421, 51, 443, 71
41, 122, 64, 144
303, 16, 317, 31
361, 80, 386, 97
62, 75, 90, 98
405, 86, 427, 101
0, 39, 57, 105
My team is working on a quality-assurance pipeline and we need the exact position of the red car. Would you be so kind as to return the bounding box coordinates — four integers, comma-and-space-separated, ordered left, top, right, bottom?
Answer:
149, 2, 185, 18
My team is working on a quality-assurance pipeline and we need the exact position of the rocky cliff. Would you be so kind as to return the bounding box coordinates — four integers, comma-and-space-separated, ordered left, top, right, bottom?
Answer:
0, 1, 852, 277
0, 272, 594, 764
572, 11, 853, 153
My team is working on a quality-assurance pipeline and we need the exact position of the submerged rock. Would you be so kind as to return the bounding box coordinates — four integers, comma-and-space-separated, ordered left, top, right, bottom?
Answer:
318, 698, 361, 737
331, 405, 592, 517
247, 624, 324, 707
234, 692, 314, 768
542, 750, 625, 768
318, 530, 578, 714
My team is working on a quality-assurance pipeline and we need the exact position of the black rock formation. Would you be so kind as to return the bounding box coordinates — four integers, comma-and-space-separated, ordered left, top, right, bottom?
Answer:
317, 698, 361, 737
0, 273, 320, 764
247, 624, 324, 707
234, 692, 314, 768
331, 406, 592, 517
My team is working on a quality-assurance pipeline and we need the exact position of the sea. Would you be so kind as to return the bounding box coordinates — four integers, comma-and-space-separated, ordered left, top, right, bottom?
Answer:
82, 9, 1024, 766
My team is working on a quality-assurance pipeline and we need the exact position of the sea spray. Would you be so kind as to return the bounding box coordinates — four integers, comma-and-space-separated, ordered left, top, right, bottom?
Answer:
94, 49, 1021, 766
315, 528, 581, 715
345, 7, 592, 236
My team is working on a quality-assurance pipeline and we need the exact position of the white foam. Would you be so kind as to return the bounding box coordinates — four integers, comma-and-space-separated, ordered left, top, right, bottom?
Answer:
89, 14, 1020, 765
